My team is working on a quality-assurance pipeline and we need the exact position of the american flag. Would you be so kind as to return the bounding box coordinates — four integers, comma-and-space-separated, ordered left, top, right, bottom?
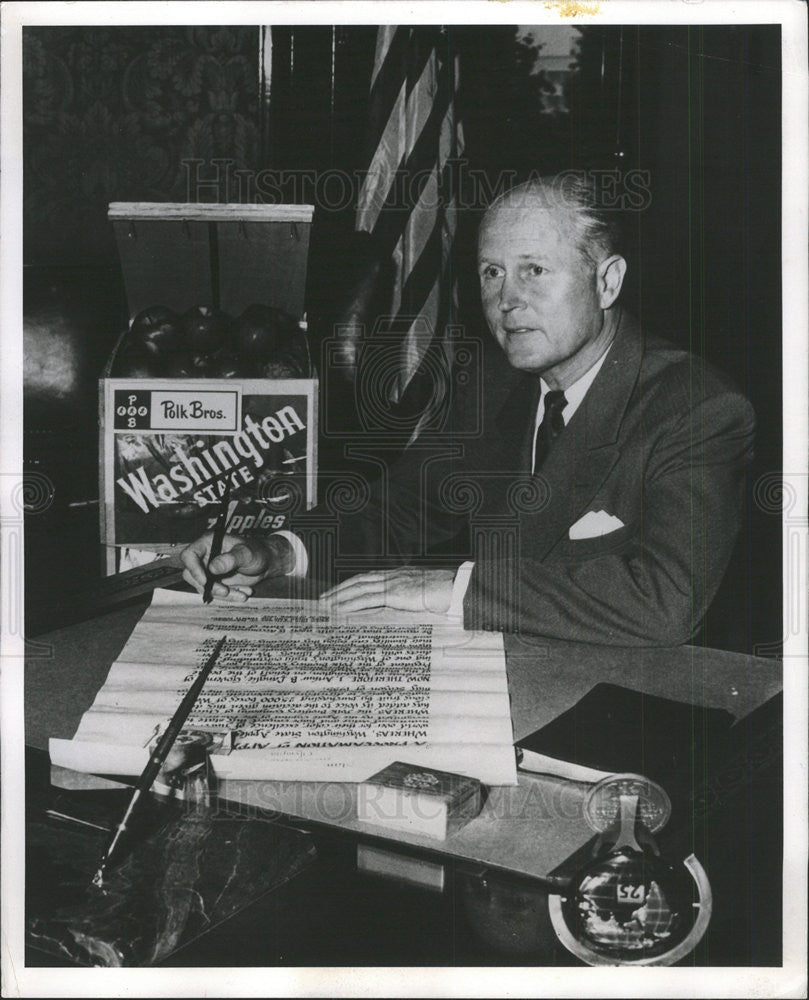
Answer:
355, 25, 464, 434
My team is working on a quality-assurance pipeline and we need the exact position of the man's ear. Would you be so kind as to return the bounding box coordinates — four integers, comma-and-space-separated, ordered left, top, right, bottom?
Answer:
596, 255, 627, 309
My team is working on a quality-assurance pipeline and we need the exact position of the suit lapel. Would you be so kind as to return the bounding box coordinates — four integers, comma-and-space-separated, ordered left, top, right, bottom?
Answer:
532, 416, 620, 560
498, 310, 644, 560
494, 370, 542, 469
582, 310, 643, 451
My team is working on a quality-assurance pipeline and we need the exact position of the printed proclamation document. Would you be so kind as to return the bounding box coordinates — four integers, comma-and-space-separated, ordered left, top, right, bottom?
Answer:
50, 589, 517, 785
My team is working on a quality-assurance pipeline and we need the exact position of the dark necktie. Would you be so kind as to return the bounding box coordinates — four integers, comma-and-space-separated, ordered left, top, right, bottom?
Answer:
533, 389, 567, 474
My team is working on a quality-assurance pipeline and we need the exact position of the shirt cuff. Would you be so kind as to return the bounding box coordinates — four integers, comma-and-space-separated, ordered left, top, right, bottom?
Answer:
446, 561, 475, 622
271, 530, 309, 577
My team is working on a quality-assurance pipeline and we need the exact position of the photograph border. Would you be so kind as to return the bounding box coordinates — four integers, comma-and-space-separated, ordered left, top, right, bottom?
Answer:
2, 2, 806, 997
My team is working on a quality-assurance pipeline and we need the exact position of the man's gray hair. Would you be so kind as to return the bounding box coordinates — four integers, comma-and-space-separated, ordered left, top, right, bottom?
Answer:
485, 173, 623, 268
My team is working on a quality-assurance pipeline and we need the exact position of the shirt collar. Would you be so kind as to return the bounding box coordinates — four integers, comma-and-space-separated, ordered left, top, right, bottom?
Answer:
537, 342, 613, 426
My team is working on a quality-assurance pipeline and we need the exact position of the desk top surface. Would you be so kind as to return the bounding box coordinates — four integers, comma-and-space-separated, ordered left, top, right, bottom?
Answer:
25, 591, 782, 883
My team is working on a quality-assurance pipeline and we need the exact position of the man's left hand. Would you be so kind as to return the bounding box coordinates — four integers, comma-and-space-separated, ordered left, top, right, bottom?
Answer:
319, 568, 455, 615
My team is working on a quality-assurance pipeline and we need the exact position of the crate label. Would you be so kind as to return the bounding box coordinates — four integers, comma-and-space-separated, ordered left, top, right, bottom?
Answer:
150, 390, 239, 431
101, 378, 317, 548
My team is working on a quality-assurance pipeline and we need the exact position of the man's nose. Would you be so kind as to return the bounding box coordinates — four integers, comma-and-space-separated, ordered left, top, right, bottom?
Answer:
498, 273, 527, 311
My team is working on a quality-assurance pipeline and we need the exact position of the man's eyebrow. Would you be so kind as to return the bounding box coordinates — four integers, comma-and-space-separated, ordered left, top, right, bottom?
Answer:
477, 253, 547, 263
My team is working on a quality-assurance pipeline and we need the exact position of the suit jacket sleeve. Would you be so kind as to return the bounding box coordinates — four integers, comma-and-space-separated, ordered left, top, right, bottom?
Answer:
462, 383, 755, 646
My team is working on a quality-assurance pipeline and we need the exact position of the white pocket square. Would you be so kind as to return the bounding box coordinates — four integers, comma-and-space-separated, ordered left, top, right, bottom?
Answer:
568, 510, 625, 540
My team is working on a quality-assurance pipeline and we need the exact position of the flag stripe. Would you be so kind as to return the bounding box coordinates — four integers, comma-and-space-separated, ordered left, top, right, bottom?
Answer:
401, 206, 442, 315
403, 106, 462, 269
356, 26, 463, 439
403, 280, 440, 376
356, 78, 408, 232
359, 28, 409, 198
404, 26, 443, 98
401, 170, 439, 285
357, 51, 440, 233
397, 105, 459, 318
364, 28, 434, 174
364, 76, 454, 256
370, 25, 400, 90
368, 27, 409, 121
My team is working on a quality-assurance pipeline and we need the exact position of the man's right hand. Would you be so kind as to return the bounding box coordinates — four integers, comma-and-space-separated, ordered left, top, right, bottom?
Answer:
180, 532, 293, 602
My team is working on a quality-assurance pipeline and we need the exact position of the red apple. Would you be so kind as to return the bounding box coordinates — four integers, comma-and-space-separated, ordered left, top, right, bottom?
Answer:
233, 304, 298, 362
262, 332, 310, 377
207, 353, 246, 378
190, 352, 217, 377
112, 342, 163, 378
182, 305, 231, 354
128, 305, 183, 357
163, 349, 197, 378
261, 359, 303, 378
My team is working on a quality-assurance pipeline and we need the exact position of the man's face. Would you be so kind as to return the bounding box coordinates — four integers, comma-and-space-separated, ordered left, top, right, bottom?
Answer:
477, 200, 607, 386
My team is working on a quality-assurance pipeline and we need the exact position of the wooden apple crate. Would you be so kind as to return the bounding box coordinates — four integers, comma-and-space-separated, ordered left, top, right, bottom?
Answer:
101, 202, 317, 574
108, 201, 314, 321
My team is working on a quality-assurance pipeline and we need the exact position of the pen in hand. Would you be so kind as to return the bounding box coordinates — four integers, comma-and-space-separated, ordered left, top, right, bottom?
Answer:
203, 478, 231, 604
92, 634, 228, 888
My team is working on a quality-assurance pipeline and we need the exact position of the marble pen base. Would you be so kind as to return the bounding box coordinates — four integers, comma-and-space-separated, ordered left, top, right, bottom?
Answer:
26, 756, 317, 967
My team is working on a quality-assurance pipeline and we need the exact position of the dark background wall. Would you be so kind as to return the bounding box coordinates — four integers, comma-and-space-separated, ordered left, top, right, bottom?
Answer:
22, 24, 782, 653
23, 26, 261, 265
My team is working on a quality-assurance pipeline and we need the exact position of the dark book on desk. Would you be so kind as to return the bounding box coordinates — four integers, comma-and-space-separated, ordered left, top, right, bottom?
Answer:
516, 683, 736, 787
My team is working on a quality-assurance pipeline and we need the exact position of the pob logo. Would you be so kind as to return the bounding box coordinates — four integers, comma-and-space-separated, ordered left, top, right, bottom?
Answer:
114, 390, 150, 429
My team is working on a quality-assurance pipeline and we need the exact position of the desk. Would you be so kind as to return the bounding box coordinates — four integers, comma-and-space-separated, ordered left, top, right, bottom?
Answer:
24, 591, 783, 964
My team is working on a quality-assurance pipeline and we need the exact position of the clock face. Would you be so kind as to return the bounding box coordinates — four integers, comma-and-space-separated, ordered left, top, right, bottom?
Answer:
584, 773, 672, 834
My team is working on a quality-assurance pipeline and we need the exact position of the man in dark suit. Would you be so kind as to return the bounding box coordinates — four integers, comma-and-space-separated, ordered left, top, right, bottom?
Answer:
181, 177, 754, 646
